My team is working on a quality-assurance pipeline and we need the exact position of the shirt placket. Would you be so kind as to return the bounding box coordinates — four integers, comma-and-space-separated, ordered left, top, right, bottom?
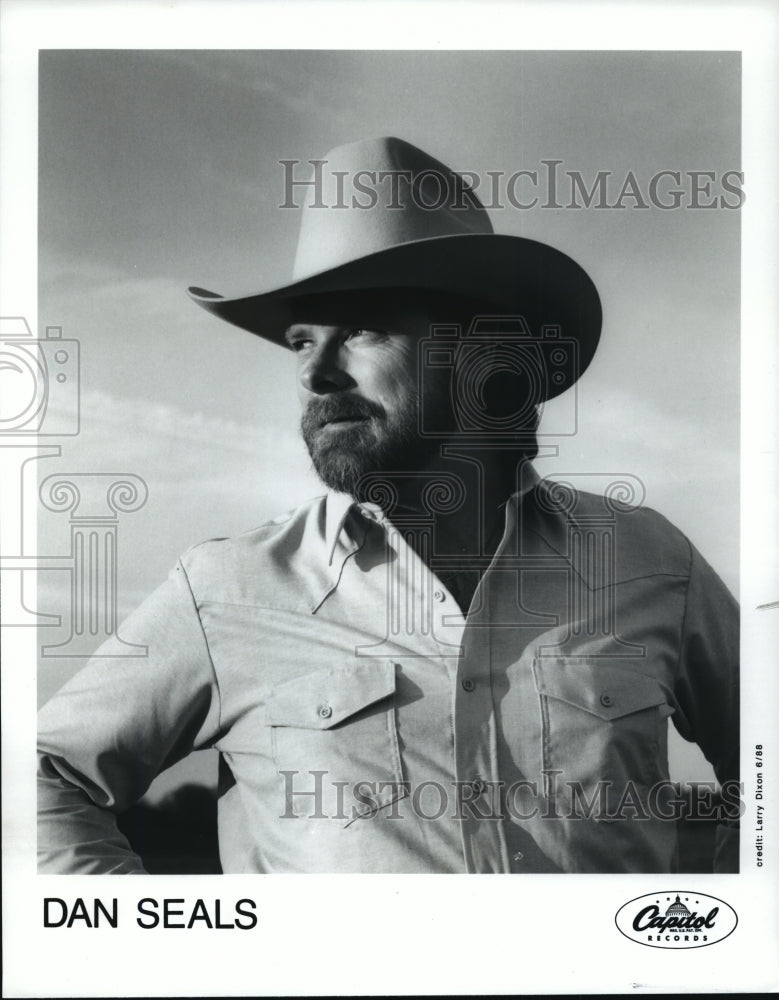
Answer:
364, 503, 466, 659
453, 618, 509, 871
359, 499, 514, 873
452, 505, 517, 874
444, 505, 514, 874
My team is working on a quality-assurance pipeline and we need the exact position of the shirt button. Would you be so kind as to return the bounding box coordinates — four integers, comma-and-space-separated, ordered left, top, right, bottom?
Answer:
318, 704, 333, 719
471, 778, 487, 796
434, 590, 446, 602
600, 693, 614, 708
461, 678, 475, 692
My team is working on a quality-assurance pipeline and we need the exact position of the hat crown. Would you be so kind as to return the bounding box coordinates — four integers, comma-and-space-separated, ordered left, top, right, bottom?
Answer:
292, 136, 493, 281
188, 134, 602, 399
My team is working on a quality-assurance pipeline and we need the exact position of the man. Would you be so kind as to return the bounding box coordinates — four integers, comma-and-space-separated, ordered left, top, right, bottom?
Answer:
38, 137, 739, 874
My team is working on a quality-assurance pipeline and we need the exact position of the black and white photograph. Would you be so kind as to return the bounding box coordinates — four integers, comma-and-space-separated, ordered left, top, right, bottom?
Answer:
2, 1, 777, 996
35, 48, 743, 878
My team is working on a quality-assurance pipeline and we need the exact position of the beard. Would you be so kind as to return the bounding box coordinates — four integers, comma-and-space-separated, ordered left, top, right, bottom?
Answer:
301, 391, 439, 499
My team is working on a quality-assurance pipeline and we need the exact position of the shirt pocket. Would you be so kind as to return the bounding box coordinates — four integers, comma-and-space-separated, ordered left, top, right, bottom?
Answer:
266, 659, 405, 824
532, 656, 672, 801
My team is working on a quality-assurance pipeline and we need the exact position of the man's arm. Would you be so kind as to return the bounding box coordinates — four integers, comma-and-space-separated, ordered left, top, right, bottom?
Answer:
672, 541, 740, 873
38, 559, 221, 874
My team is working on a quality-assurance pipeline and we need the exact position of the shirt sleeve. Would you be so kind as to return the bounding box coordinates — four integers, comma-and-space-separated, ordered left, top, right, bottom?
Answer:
37, 559, 221, 874
672, 540, 740, 873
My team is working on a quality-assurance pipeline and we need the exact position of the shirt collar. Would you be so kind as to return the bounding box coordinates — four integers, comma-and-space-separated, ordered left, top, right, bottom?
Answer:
325, 491, 359, 566
324, 463, 541, 566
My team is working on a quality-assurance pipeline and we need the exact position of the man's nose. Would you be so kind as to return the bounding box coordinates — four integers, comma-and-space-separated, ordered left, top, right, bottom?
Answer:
298, 341, 352, 395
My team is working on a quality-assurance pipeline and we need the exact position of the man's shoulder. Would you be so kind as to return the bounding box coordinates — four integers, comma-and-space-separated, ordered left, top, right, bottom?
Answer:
530, 480, 693, 582
177, 495, 334, 607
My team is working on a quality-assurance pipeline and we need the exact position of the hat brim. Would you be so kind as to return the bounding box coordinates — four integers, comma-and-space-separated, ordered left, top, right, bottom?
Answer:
187, 233, 601, 401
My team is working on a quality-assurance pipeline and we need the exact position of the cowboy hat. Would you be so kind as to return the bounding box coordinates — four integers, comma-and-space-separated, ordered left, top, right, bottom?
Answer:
187, 136, 601, 400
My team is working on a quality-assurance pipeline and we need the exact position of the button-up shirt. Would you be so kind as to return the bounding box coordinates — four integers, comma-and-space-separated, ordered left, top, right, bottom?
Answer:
38, 468, 739, 874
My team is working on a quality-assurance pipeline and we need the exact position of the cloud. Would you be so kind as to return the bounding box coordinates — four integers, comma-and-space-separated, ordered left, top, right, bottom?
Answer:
154, 50, 353, 127
49, 385, 318, 494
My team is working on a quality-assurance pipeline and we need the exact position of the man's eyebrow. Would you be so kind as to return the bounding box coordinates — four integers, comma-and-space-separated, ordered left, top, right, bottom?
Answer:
283, 325, 309, 346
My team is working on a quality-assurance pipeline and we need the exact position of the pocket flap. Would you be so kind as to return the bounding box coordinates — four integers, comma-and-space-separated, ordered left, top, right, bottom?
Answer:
267, 660, 396, 729
533, 657, 667, 721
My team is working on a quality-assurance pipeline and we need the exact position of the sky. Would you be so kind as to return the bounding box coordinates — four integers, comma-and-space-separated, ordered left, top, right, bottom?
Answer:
35, 49, 741, 787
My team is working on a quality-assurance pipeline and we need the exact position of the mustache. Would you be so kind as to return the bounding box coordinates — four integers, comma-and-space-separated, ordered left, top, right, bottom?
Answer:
301, 394, 386, 432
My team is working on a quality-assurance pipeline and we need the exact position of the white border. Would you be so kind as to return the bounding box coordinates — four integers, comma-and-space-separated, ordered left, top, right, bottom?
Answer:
2, 1, 777, 996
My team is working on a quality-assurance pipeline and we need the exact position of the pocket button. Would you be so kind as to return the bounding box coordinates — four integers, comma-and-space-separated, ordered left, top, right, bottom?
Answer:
600, 693, 614, 708
318, 704, 333, 719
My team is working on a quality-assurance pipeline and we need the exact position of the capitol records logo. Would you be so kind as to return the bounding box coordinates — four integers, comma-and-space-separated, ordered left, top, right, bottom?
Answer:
615, 891, 738, 949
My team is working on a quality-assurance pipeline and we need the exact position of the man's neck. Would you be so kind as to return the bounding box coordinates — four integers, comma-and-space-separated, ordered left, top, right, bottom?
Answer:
380, 445, 530, 559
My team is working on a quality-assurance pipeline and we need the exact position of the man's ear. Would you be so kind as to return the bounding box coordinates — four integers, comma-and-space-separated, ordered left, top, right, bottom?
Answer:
453, 339, 542, 426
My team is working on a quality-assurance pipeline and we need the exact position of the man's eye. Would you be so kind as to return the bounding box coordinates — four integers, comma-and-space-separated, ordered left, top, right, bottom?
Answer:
346, 328, 383, 341
289, 337, 313, 352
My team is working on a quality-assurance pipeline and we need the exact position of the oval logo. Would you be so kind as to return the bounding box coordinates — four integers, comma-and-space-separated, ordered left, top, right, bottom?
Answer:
615, 891, 738, 949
